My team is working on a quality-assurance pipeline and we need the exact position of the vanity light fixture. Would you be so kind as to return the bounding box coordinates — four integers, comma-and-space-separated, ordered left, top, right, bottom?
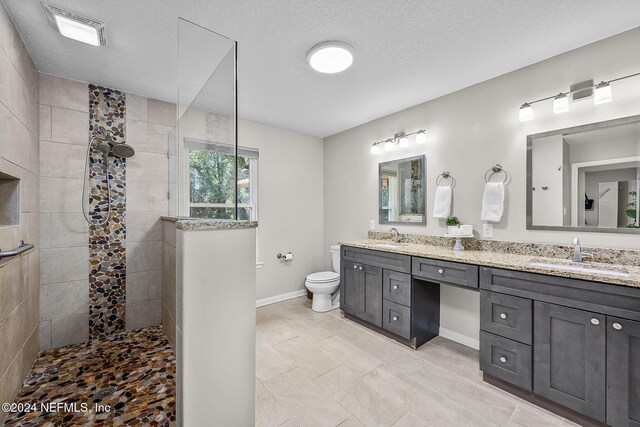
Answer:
518, 71, 640, 122
43, 4, 106, 46
306, 41, 354, 74
593, 81, 612, 105
370, 130, 427, 155
552, 93, 570, 114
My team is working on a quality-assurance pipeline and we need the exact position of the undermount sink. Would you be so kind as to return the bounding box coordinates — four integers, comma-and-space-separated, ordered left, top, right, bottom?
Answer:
529, 261, 630, 278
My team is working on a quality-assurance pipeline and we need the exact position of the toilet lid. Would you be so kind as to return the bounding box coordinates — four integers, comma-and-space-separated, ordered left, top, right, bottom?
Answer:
307, 271, 340, 283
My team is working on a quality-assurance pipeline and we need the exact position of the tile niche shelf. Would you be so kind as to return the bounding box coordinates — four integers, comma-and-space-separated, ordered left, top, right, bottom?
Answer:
0, 171, 19, 226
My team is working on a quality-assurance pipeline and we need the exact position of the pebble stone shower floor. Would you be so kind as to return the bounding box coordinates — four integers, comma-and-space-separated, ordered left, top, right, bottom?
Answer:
3, 326, 176, 426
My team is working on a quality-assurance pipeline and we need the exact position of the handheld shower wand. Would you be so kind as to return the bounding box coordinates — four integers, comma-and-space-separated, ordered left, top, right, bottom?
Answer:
81, 132, 136, 225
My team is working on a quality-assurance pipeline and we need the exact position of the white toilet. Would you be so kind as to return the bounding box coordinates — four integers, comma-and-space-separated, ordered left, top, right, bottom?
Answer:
305, 245, 341, 312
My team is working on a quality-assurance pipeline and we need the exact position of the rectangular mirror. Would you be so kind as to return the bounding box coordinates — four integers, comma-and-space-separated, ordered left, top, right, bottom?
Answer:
379, 155, 426, 225
527, 115, 639, 233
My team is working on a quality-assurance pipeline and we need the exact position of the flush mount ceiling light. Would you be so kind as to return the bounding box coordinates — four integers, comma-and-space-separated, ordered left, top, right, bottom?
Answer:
306, 41, 354, 74
370, 130, 427, 155
43, 3, 106, 46
518, 72, 640, 122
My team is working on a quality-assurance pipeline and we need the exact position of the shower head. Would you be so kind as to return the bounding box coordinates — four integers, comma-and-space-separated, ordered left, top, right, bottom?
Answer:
111, 143, 135, 158
95, 141, 111, 155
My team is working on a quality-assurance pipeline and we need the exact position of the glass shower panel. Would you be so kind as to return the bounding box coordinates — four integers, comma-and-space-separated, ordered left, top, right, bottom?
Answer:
169, 18, 237, 218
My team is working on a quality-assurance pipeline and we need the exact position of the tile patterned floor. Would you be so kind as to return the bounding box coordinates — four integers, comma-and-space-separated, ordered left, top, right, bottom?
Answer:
3, 326, 176, 427
256, 297, 578, 427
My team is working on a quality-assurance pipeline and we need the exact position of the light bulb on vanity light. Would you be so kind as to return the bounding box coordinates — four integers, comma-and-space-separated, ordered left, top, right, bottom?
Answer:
553, 93, 570, 114
370, 144, 380, 155
594, 81, 612, 105
415, 130, 427, 144
398, 133, 409, 148
519, 103, 534, 122
384, 139, 395, 151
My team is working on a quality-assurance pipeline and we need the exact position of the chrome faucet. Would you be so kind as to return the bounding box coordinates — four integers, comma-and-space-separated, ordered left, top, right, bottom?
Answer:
572, 238, 591, 262
390, 228, 401, 243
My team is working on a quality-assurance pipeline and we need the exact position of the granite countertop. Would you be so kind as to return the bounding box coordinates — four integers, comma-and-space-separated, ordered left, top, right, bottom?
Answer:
339, 239, 640, 288
161, 217, 258, 231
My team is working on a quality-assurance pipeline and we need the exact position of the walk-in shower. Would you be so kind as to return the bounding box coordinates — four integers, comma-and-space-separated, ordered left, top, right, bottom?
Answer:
82, 131, 136, 225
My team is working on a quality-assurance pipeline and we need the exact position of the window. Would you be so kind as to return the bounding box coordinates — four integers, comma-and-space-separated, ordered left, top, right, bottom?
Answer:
185, 138, 258, 220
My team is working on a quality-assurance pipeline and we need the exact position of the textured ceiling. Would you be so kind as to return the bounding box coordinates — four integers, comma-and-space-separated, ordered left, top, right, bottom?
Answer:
3, 0, 640, 137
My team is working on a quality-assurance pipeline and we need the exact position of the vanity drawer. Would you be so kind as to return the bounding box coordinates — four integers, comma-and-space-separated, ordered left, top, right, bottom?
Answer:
412, 257, 479, 289
382, 300, 411, 339
480, 331, 532, 390
383, 270, 411, 307
342, 246, 411, 273
480, 290, 532, 345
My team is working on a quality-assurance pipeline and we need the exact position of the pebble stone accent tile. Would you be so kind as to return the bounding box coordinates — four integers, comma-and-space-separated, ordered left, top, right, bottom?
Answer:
3, 326, 176, 427
88, 84, 128, 338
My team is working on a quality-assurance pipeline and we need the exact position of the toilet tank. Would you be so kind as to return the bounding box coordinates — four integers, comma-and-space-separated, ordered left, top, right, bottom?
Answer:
330, 245, 341, 273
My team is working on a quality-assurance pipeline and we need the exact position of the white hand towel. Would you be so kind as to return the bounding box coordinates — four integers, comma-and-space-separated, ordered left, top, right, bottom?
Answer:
433, 186, 452, 219
481, 182, 505, 222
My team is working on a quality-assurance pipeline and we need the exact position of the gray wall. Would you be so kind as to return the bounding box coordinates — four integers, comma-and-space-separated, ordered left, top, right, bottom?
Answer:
0, 4, 40, 422
38, 74, 170, 350
323, 27, 640, 346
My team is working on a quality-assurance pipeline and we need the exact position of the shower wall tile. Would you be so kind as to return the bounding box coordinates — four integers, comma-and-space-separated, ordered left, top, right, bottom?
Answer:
39, 105, 51, 140
40, 177, 83, 212
39, 213, 50, 249
149, 270, 162, 300
39, 141, 86, 179
39, 73, 88, 112
149, 182, 169, 212
127, 119, 171, 153
0, 11, 39, 417
127, 180, 149, 212
128, 240, 162, 273
51, 312, 89, 348
40, 246, 89, 285
127, 211, 162, 242
40, 280, 89, 321
126, 299, 161, 331
127, 152, 170, 183
126, 93, 148, 122
49, 212, 88, 248
51, 107, 90, 145
39, 320, 51, 351
148, 98, 176, 127
127, 271, 150, 304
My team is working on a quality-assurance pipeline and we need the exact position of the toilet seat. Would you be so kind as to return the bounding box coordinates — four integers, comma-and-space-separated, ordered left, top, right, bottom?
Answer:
306, 271, 340, 283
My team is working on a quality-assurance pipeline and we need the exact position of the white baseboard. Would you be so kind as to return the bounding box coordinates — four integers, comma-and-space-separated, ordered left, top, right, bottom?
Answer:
439, 327, 479, 350
256, 289, 306, 308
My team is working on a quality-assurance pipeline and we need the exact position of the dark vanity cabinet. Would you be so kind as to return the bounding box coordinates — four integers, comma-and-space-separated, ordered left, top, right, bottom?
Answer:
340, 260, 383, 326
480, 267, 640, 426
533, 302, 606, 422
340, 246, 438, 347
607, 317, 640, 427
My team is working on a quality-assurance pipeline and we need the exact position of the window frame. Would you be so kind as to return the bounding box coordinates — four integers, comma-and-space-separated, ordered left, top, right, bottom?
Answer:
183, 138, 258, 221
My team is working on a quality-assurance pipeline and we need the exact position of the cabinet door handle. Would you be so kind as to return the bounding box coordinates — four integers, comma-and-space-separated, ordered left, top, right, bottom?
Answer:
438, 269, 444, 274
392, 316, 399, 321
590, 318, 600, 326
499, 356, 507, 363
353, 264, 358, 269
393, 285, 399, 290
500, 313, 508, 320
358, 266, 363, 271
612, 322, 622, 330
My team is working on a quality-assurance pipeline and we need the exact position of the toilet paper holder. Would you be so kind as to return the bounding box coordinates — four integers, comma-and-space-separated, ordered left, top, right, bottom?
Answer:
277, 252, 294, 261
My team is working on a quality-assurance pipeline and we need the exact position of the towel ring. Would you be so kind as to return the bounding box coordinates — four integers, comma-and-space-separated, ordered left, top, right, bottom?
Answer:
484, 164, 508, 183
436, 171, 456, 188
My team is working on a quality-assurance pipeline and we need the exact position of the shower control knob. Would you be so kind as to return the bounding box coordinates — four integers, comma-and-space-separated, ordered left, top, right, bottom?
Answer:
393, 316, 399, 321
353, 265, 358, 269
591, 318, 600, 326
500, 313, 507, 320
499, 356, 507, 363
438, 269, 444, 274
613, 323, 622, 330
